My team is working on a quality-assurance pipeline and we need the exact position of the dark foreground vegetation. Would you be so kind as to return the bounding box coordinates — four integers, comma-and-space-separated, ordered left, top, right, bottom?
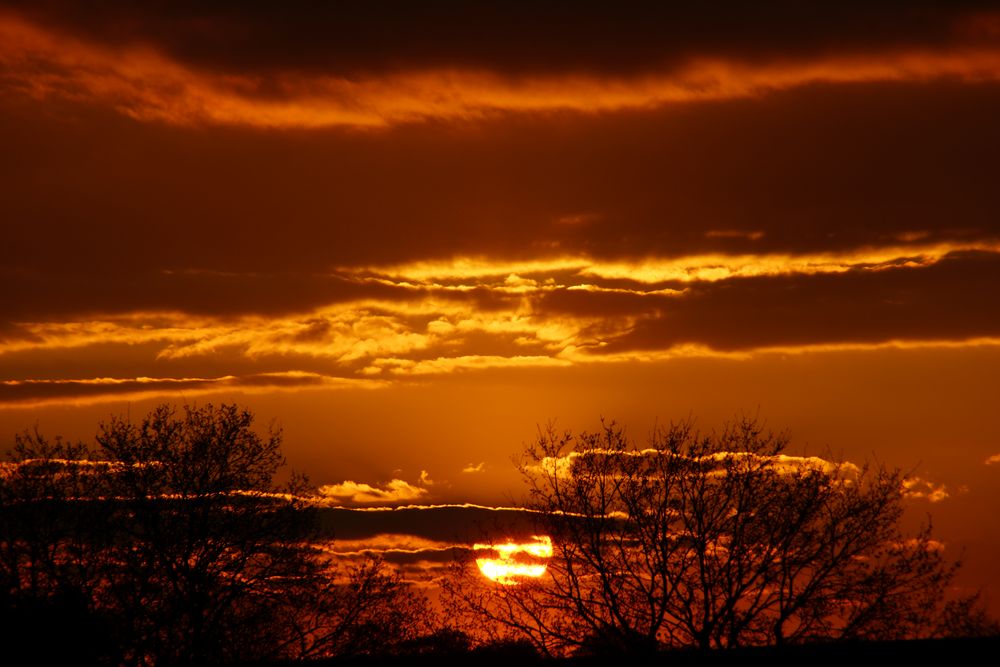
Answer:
258, 636, 1000, 667
442, 418, 1000, 654
1, 404, 997, 666
1, 404, 434, 665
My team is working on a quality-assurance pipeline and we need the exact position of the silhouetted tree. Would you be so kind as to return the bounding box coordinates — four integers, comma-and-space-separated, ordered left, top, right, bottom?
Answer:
284, 555, 437, 659
1, 403, 436, 665
445, 416, 969, 656
88, 404, 314, 664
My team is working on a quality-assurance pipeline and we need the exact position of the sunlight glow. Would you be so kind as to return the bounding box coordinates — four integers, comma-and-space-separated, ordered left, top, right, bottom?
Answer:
474, 535, 552, 585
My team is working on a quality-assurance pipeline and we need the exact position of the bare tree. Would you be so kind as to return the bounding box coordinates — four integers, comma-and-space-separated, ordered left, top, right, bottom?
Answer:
86, 403, 313, 664
445, 416, 966, 655
284, 555, 437, 659
1, 403, 436, 665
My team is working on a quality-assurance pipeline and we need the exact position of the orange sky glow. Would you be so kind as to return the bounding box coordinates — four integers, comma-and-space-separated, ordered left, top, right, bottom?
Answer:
1, 1, 999, 604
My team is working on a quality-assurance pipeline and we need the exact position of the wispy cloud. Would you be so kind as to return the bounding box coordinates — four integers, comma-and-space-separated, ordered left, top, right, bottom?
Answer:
354, 242, 1000, 286
315, 535, 462, 557
462, 462, 486, 474
527, 448, 862, 481
0, 372, 383, 409
528, 451, 947, 506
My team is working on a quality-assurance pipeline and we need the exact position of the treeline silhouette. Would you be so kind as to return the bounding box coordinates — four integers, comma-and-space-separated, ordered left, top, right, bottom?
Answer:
1, 404, 996, 666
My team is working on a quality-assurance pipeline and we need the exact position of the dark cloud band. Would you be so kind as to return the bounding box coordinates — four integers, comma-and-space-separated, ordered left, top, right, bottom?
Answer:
5, 1, 998, 77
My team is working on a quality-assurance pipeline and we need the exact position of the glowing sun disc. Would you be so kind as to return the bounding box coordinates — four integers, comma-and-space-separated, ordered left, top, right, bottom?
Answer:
474, 535, 552, 585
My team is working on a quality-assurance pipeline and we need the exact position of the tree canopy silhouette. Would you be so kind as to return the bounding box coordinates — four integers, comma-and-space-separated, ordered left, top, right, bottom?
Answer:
0, 403, 434, 666
445, 416, 984, 656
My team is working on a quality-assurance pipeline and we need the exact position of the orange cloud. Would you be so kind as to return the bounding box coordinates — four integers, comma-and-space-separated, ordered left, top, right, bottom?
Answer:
3, 244, 1000, 408
902, 477, 950, 503
4, 12, 1000, 128
526, 448, 863, 481
2, 251, 1000, 409
354, 241, 1000, 286
372, 354, 572, 376
0, 372, 384, 409
318, 477, 431, 505
316, 535, 461, 557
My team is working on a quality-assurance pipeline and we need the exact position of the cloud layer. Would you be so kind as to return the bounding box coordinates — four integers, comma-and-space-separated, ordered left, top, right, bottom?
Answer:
5, 7, 1000, 129
0, 2, 997, 422
4, 245, 1000, 405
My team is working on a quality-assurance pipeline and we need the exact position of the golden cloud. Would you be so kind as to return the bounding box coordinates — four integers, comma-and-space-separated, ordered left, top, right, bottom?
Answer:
3, 244, 1000, 407
527, 448, 863, 481
351, 241, 1000, 286
318, 477, 432, 505
0, 372, 384, 409
4, 12, 1000, 128
315, 535, 461, 557
901, 477, 950, 503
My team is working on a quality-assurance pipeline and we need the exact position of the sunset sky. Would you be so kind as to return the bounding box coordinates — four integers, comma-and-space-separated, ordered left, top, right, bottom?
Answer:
1, 0, 999, 601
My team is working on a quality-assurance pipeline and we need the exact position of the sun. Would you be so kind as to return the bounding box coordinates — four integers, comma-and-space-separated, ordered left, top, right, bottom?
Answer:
474, 535, 552, 585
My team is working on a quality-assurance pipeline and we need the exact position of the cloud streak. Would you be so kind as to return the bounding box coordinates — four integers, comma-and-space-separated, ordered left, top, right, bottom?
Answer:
526, 448, 863, 482
0, 372, 383, 408
4, 10, 1000, 128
